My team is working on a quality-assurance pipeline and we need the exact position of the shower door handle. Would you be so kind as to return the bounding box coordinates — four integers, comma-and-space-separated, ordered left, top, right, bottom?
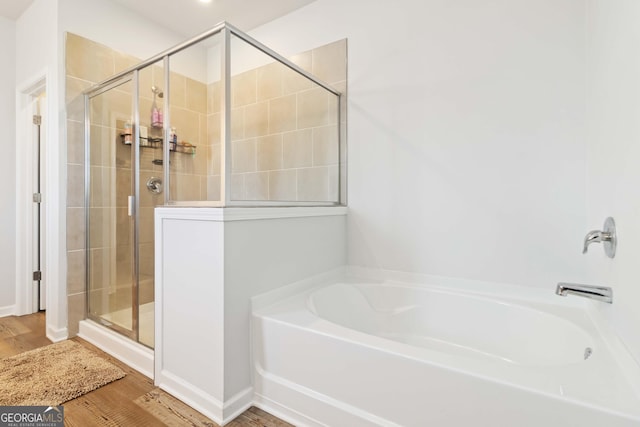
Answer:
128, 195, 135, 217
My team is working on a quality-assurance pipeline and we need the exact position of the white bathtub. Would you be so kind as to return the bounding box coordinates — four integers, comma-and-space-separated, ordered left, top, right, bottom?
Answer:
252, 272, 640, 427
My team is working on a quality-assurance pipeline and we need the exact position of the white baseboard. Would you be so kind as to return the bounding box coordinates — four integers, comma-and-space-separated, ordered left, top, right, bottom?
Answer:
0, 305, 16, 317
156, 370, 253, 426
78, 320, 154, 378
156, 370, 224, 424
222, 387, 254, 425
253, 369, 393, 427
46, 325, 68, 342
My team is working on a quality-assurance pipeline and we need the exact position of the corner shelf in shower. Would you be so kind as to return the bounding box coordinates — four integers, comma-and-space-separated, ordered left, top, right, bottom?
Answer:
120, 134, 196, 155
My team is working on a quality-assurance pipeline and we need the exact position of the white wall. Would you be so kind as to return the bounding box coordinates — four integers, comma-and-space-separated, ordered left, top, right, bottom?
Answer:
585, 0, 640, 363
0, 16, 16, 311
15, 0, 63, 336
251, 0, 589, 289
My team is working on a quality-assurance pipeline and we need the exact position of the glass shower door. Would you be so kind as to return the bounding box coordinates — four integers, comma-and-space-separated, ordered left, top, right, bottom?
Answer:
87, 75, 138, 341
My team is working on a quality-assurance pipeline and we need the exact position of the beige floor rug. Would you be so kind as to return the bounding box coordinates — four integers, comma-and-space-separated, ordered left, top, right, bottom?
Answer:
0, 340, 126, 406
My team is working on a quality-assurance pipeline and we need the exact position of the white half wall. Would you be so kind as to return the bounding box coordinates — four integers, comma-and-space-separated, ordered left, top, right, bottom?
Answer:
250, 0, 589, 290
0, 16, 16, 311
585, 0, 640, 363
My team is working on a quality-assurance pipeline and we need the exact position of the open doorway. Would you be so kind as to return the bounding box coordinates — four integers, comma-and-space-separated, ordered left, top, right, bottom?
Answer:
32, 92, 46, 312
16, 77, 47, 317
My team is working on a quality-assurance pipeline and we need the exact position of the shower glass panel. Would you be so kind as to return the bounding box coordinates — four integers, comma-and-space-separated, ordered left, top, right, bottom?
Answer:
87, 75, 137, 341
136, 61, 164, 348
167, 34, 221, 202
228, 33, 341, 203
84, 22, 344, 347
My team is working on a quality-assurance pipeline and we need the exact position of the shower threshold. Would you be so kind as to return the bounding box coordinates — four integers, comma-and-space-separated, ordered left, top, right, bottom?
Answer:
78, 316, 154, 379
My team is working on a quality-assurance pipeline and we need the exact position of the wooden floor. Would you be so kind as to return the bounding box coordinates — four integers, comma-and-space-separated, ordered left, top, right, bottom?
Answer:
0, 313, 292, 427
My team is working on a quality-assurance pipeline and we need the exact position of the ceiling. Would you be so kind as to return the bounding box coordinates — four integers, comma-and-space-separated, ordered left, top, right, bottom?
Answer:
110, 0, 316, 37
0, 0, 34, 20
0, 0, 315, 35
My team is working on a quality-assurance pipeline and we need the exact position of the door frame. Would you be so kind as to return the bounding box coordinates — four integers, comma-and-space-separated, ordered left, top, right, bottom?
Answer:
15, 70, 66, 341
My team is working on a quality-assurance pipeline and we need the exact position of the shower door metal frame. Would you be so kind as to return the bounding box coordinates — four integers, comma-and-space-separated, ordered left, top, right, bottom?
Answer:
84, 72, 141, 343
84, 21, 344, 208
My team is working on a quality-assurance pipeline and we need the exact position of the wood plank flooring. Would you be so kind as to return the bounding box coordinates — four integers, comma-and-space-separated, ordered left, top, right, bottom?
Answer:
0, 313, 292, 427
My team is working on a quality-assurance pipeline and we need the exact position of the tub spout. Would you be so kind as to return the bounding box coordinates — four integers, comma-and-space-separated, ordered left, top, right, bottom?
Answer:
556, 282, 612, 304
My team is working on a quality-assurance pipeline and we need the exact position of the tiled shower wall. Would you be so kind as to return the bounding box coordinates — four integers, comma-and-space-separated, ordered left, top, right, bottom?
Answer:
65, 33, 208, 336
209, 39, 347, 202
65, 32, 347, 336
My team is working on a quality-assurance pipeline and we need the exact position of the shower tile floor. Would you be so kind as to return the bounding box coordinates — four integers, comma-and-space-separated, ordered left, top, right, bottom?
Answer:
102, 302, 155, 347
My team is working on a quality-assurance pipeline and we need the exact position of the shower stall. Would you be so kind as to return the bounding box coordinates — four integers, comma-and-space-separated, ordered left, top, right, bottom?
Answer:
82, 22, 345, 348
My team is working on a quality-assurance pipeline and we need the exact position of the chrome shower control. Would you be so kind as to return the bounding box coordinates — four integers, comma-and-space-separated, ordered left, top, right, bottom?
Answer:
147, 177, 163, 194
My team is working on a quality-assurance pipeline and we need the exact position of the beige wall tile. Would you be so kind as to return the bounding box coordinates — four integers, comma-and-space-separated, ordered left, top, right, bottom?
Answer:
297, 87, 329, 128
186, 77, 207, 113
297, 167, 329, 201
113, 51, 138, 74
311, 39, 347, 84
89, 125, 115, 167
67, 250, 86, 296
67, 119, 85, 165
269, 95, 296, 133
89, 88, 132, 128
67, 164, 85, 208
257, 62, 283, 101
169, 107, 199, 145
116, 245, 133, 288
116, 207, 131, 247
139, 207, 154, 243
116, 168, 131, 208
170, 72, 187, 109
67, 207, 86, 251
313, 125, 339, 166
88, 248, 111, 291
209, 144, 221, 175
208, 113, 221, 145
257, 134, 283, 171
208, 81, 221, 115
269, 170, 297, 201
115, 136, 132, 169
244, 101, 269, 138
67, 292, 86, 337
231, 174, 244, 200
66, 77, 92, 122
199, 114, 208, 148
89, 207, 110, 249
282, 66, 313, 95
90, 167, 117, 208
283, 129, 313, 168
232, 69, 257, 107
232, 139, 256, 173
66, 33, 115, 83
139, 242, 154, 277
207, 175, 221, 201
174, 173, 203, 201
244, 172, 269, 200
137, 64, 155, 104
231, 108, 245, 140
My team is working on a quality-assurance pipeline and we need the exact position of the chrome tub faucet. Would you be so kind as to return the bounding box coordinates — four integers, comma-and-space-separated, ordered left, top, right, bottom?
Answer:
556, 282, 613, 304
